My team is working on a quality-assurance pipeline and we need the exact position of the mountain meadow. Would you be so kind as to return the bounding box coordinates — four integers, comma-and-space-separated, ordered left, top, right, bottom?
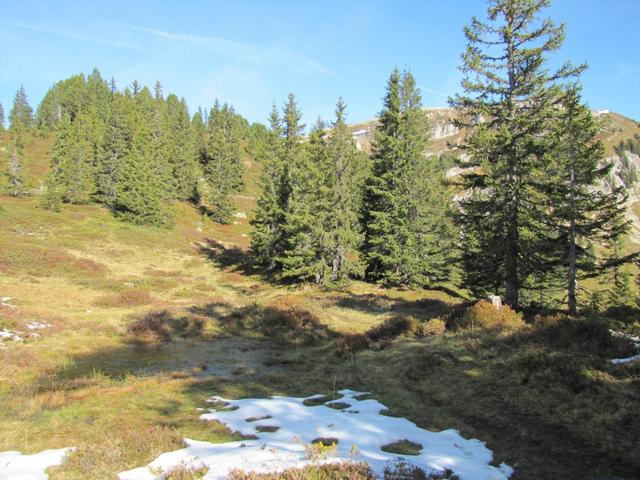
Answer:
1, 1, 639, 479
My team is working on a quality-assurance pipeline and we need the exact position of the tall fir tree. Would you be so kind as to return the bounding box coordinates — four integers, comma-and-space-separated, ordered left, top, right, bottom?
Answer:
450, 0, 583, 307
279, 119, 331, 282
97, 94, 130, 206
9, 85, 33, 130
199, 102, 244, 222
326, 98, 368, 281
166, 95, 199, 200
113, 123, 173, 226
362, 69, 454, 287
250, 104, 287, 270
6, 128, 25, 197
43, 113, 96, 208
544, 86, 628, 313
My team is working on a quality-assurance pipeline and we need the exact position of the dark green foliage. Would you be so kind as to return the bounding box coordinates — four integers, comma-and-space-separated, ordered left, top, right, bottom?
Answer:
43, 114, 96, 209
363, 68, 456, 287
252, 95, 368, 284
450, 0, 584, 307
36, 71, 245, 227
199, 101, 245, 222
9, 85, 33, 130
6, 128, 25, 197
113, 124, 174, 227
166, 95, 199, 200
250, 105, 287, 270
250, 95, 304, 274
543, 87, 629, 313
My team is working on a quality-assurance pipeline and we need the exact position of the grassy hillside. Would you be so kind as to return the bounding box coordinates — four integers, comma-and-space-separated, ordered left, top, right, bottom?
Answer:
0, 125, 639, 479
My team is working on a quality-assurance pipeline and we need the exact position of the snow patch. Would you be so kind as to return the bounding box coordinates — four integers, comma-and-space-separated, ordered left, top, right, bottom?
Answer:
0, 448, 73, 479
0, 322, 51, 347
119, 389, 512, 480
610, 330, 640, 364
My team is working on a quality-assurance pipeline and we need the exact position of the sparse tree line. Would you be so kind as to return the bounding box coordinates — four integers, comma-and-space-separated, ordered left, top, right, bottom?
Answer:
1, 0, 638, 314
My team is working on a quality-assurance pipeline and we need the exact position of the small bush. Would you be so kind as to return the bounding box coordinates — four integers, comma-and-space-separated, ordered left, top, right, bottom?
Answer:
303, 440, 337, 461
367, 315, 421, 343
457, 300, 524, 331
226, 461, 374, 480
151, 462, 209, 480
125, 310, 205, 344
383, 460, 459, 480
421, 318, 446, 336
96, 289, 153, 308
337, 333, 369, 356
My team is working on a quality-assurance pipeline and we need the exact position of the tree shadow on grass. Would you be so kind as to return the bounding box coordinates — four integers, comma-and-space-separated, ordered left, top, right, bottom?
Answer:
333, 292, 460, 323
198, 238, 256, 276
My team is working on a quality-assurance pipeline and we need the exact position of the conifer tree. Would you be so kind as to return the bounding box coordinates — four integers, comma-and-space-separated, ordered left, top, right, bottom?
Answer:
0, 102, 4, 131
6, 128, 25, 197
166, 95, 199, 200
42, 115, 71, 211
544, 86, 628, 314
113, 124, 173, 226
9, 85, 33, 130
97, 94, 130, 206
199, 102, 244, 222
279, 119, 331, 282
48, 114, 95, 205
326, 98, 368, 281
250, 104, 287, 270
450, 0, 583, 307
362, 69, 453, 287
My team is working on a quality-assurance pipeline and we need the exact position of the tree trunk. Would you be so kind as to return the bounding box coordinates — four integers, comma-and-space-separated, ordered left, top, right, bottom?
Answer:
567, 106, 578, 315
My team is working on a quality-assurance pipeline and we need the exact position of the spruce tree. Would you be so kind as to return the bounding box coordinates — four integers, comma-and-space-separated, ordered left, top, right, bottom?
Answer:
250, 104, 287, 270
362, 69, 453, 287
7, 129, 25, 197
97, 94, 130, 206
326, 98, 368, 281
9, 85, 33, 130
450, 0, 583, 307
279, 118, 331, 283
544, 86, 628, 314
199, 102, 244, 222
166, 95, 199, 200
113, 124, 173, 226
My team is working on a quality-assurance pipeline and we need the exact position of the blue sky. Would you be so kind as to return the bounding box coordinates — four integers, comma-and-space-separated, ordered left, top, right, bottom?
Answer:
1, 0, 638, 126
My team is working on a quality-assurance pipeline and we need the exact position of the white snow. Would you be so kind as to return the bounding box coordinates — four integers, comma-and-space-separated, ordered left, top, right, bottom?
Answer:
0, 322, 51, 347
119, 389, 512, 480
610, 330, 640, 364
0, 448, 73, 479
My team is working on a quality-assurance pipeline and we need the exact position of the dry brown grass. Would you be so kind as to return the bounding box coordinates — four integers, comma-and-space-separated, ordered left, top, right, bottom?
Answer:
226, 462, 374, 480
457, 300, 525, 331
95, 289, 154, 308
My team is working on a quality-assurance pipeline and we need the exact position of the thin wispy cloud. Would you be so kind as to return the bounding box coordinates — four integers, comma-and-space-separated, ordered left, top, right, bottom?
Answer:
4, 21, 153, 54
122, 23, 337, 78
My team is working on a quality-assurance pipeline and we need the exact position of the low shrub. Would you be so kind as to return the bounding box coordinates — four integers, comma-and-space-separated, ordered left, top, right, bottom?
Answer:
383, 460, 459, 480
125, 310, 205, 344
457, 300, 524, 331
367, 315, 421, 343
96, 289, 153, 308
151, 462, 209, 480
226, 461, 374, 480
337, 333, 369, 356
421, 318, 446, 336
